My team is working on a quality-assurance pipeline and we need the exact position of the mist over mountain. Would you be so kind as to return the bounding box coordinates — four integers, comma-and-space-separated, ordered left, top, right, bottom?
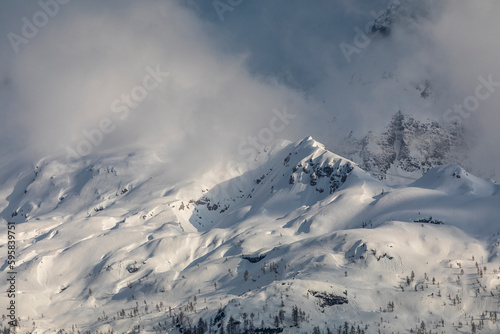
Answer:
340, 111, 470, 184
1, 1, 500, 333
1, 0, 500, 180
1, 137, 499, 333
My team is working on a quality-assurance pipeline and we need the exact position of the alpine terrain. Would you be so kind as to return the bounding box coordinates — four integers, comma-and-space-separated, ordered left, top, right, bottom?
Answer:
1, 137, 499, 333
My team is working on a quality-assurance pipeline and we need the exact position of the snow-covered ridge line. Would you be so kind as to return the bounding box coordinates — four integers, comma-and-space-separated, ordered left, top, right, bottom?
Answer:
0, 137, 499, 333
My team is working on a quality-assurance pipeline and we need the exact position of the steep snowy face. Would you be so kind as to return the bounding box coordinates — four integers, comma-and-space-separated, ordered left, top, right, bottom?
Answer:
182, 137, 366, 232
341, 111, 468, 184
1, 138, 500, 333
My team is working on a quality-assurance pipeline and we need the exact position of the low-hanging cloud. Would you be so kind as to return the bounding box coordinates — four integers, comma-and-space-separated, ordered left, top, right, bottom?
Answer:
0, 1, 315, 179
1, 0, 499, 180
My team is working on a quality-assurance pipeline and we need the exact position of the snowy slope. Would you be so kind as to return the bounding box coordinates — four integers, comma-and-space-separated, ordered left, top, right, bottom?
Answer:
1, 137, 500, 333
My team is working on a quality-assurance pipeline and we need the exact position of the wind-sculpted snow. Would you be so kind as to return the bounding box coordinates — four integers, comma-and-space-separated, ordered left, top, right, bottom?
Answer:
0, 138, 499, 333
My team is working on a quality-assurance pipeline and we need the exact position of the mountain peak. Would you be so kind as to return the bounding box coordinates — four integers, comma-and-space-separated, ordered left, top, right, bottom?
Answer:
182, 137, 370, 231
341, 111, 468, 184
294, 136, 325, 152
3, 136, 500, 333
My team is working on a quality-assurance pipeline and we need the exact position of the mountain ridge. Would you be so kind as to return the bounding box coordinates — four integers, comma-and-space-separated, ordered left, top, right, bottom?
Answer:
1, 137, 499, 333
340, 111, 470, 185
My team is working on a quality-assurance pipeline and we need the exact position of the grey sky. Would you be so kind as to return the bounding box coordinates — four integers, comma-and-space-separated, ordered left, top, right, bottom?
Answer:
1, 0, 499, 179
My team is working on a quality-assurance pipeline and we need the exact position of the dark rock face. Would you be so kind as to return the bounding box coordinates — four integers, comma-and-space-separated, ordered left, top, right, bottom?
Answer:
371, 4, 398, 36
414, 216, 443, 225
242, 254, 266, 263
291, 158, 354, 194
250, 328, 283, 333
342, 111, 467, 182
309, 290, 348, 307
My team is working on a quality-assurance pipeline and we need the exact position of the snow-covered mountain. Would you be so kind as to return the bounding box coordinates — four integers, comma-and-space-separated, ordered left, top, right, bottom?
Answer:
340, 111, 469, 184
1, 137, 499, 333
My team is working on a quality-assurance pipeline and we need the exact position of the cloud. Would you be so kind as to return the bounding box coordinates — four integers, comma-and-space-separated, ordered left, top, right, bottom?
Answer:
0, 1, 313, 180
424, 1, 500, 172
0, 0, 499, 180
